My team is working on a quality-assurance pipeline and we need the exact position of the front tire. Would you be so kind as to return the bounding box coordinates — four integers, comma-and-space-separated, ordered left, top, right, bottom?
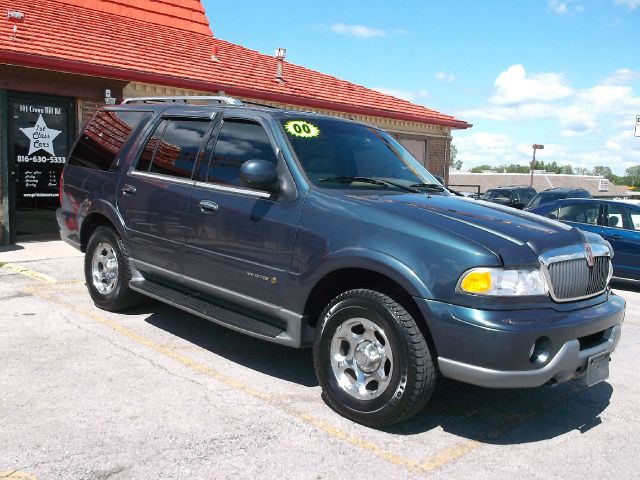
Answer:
84, 226, 140, 312
313, 289, 436, 427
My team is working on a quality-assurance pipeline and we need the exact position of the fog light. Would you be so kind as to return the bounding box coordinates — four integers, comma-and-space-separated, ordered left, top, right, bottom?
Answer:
529, 337, 551, 365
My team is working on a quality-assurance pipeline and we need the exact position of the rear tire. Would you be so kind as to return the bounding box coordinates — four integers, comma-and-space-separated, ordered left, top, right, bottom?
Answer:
84, 226, 140, 312
313, 289, 436, 427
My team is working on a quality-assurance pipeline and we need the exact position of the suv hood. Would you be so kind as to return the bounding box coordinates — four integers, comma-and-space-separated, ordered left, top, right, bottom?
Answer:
346, 193, 588, 265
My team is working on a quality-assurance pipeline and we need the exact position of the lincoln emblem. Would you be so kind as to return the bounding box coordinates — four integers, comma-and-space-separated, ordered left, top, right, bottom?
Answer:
584, 243, 595, 268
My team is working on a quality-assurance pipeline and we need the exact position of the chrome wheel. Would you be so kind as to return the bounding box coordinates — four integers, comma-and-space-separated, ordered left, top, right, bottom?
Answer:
91, 242, 119, 295
329, 317, 394, 400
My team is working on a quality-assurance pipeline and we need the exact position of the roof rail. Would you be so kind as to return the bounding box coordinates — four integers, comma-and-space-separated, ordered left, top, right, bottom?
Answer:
121, 95, 243, 106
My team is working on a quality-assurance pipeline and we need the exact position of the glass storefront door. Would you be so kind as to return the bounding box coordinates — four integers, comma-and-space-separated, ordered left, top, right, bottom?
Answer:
8, 93, 75, 241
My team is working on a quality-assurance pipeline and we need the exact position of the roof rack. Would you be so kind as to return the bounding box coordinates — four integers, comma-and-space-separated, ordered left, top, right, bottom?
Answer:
121, 95, 243, 106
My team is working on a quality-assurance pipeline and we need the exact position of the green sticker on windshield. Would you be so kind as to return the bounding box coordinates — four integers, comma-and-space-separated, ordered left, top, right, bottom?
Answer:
284, 120, 320, 138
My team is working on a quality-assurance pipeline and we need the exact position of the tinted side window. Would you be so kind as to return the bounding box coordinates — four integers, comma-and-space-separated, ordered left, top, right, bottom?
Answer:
558, 203, 599, 224
147, 119, 210, 179
607, 204, 639, 230
68, 110, 152, 170
207, 119, 277, 188
136, 119, 168, 172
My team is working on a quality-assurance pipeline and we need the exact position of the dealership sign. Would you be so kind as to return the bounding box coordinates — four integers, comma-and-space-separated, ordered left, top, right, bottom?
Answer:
12, 101, 68, 201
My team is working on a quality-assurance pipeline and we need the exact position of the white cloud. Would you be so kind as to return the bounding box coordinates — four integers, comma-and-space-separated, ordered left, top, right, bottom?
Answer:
549, 0, 569, 14
548, 0, 586, 14
602, 68, 640, 85
331, 23, 386, 38
578, 84, 640, 113
455, 132, 514, 165
613, 0, 640, 11
434, 72, 456, 83
557, 105, 597, 136
491, 65, 573, 105
459, 103, 557, 122
606, 130, 640, 155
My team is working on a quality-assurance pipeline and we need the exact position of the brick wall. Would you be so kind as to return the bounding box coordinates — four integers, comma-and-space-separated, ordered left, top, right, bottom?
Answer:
427, 137, 450, 183
79, 99, 106, 131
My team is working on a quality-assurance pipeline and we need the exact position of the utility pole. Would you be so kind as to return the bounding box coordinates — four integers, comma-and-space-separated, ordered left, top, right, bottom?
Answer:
530, 144, 544, 187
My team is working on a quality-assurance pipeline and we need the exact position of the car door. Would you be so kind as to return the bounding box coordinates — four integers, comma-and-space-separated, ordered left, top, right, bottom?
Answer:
601, 202, 640, 280
183, 113, 304, 308
118, 114, 214, 278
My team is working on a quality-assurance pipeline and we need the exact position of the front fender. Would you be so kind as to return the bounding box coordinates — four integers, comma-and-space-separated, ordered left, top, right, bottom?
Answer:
284, 247, 434, 314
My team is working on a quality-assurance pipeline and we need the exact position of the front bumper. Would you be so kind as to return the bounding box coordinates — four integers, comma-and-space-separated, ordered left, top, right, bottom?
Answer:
415, 294, 625, 388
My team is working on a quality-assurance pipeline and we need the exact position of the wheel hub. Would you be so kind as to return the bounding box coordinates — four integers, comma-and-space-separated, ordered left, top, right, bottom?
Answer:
329, 317, 394, 400
91, 242, 119, 295
354, 341, 383, 373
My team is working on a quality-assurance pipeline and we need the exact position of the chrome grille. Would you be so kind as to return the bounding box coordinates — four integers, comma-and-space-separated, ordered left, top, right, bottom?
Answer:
539, 244, 611, 302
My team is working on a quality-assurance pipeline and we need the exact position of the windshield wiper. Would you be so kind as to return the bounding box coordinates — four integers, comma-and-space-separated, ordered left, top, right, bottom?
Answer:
409, 183, 446, 192
318, 176, 419, 193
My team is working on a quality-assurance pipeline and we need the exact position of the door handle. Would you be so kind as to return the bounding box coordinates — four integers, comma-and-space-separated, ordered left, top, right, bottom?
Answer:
199, 200, 219, 215
121, 184, 136, 195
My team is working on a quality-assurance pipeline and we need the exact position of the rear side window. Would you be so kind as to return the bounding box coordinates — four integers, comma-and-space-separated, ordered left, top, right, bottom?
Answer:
206, 119, 277, 188
558, 203, 599, 224
607, 204, 639, 230
137, 119, 210, 179
68, 110, 151, 170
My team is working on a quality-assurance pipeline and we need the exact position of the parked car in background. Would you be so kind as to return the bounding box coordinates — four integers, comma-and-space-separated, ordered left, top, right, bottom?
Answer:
527, 198, 640, 281
527, 187, 592, 209
481, 186, 537, 209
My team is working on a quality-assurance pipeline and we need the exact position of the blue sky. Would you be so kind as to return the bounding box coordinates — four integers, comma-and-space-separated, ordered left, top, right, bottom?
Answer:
203, 0, 640, 175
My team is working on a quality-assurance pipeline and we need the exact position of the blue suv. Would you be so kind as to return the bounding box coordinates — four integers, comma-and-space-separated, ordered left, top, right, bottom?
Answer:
58, 96, 625, 427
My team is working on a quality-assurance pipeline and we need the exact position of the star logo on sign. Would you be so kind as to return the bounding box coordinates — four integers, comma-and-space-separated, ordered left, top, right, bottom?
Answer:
20, 114, 61, 156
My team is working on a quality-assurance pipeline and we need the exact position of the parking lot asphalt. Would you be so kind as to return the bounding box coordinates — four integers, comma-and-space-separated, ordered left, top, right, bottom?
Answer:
1, 241, 639, 480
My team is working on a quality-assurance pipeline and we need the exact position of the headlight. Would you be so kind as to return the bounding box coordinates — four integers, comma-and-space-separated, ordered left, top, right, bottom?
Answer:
457, 267, 548, 296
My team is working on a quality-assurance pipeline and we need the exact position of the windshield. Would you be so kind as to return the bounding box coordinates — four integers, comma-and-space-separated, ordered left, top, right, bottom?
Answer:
280, 117, 445, 193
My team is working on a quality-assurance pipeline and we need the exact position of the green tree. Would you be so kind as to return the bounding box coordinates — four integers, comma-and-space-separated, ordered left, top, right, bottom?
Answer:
470, 164, 493, 173
560, 164, 573, 174
574, 167, 592, 176
593, 166, 614, 180
449, 144, 462, 170
625, 165, 640, 186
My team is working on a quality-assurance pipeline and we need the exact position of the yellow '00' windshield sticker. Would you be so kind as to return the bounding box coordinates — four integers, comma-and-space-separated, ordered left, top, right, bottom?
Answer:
284, 120, 320, 138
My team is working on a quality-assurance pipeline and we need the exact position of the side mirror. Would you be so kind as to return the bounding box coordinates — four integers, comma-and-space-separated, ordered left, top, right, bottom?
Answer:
240, 159, 279, 193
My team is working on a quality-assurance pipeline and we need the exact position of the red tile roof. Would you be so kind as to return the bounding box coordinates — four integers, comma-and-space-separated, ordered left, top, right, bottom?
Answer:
58, 0, 212, 35
0, 0, 471, 129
